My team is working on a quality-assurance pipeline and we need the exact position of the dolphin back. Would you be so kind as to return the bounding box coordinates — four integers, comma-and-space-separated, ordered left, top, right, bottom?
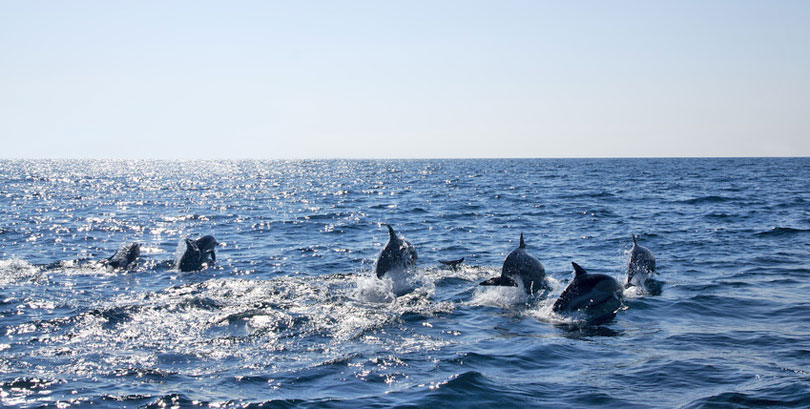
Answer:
480, 234, 546, 293
374, 245, 396, 278
500, 245, 546, 292
108, 242, 141, 269
626, 236, 656, 287
374, 225, 417, 279
178, 235, 219, 272
553, 263, 623, 323
179, 238, 202, 272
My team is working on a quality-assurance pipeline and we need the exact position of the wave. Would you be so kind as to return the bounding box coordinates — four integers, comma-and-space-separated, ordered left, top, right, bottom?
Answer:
681, 384, 810, 408
676, 195, 739, 204
2, 270, 457, 380
89, 306, 135, 329
468, 284, 529, 308
140, 394, 196, 409
0, 258, 43, 285
113, 367, 177, 380
703, 211, 749, 221
671, 294, 780, 320
756, 227, 810, 238
4, 158, 810, 409
0, 377, 63, 391
558, 191, 616, 199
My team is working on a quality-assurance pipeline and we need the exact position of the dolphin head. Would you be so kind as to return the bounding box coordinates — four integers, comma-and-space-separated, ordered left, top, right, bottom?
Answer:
407, 241, 418, 263
196, 235, 218, 251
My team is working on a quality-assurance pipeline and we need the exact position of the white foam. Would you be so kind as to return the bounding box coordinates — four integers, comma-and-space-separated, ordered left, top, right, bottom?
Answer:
138, 245, 165, 255
353, 274, 396, 304
527, 298, 582, 326
0, 258, 41, 285
623, 284, 648, 299
544, 276, 563, 293
385, 266, 421, 296
421, 264, 493, 284
172, 239, 187, 270
353, 263, 435, 302
5, 265, 462, 381
50, 259, 118, 277
468, 284, 528, 308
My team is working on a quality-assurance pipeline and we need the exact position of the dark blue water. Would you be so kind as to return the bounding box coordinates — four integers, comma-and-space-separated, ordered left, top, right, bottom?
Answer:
1, 158, 809, 408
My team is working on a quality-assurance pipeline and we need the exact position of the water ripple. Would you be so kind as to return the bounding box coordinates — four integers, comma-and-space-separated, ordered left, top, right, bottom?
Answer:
1, 158, 809, 408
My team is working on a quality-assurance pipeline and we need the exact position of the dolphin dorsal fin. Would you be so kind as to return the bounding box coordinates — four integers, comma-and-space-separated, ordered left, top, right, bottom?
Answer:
572, 262, 588, 277
519, 233, 525, 248
633, 235, 638, 246
385, 224, 397, 240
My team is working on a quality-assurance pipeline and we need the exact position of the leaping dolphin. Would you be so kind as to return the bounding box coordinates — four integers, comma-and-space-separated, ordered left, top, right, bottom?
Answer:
374, 224, 417, 279
178, 235, 219, 272
553, 262, 623, 324
480, 233, 546, 294
625, 235, 656, 289
106, 242, 140, 269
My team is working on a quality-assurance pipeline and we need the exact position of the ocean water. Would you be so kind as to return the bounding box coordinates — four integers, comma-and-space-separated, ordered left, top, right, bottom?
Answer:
1, 158, 809, 408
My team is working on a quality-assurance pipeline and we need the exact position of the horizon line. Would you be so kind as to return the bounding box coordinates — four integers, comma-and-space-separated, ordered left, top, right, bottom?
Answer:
0, 155, 808, 161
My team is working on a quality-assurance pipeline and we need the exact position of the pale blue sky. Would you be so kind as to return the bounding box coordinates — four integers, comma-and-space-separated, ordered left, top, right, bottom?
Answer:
1, 1, 808, 159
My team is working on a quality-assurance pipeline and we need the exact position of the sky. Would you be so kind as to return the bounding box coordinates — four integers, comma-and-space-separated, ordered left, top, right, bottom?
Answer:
1, 1, 809, 159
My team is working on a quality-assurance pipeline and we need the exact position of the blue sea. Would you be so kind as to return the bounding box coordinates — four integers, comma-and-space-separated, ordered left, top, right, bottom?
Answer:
1, 158, 809, 408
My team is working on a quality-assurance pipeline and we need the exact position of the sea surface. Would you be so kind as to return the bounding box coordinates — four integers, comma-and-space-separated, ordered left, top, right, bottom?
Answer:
1, 158, 809, 408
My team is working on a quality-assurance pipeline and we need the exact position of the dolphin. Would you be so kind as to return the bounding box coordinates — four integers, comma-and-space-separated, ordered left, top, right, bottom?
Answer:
625, 235, 656, 289
480, 233, 546, 294
178, 235, 219, 272
106, 242, 140, 269
552, 262, 623, 323
374, 224, 417, 279
438, 258, 464, 270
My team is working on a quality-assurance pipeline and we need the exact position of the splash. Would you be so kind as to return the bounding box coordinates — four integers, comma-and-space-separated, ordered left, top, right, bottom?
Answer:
623, 285, 647, 298
172, 239, 187, 270
468, 283, 529, 308
354, 273, 396, 303
0, 259, 41, 285
528, 298, 583, 326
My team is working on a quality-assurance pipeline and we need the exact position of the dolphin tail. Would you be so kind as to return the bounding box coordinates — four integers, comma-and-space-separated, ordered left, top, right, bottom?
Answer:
480, 275, 518, 287
439, 258, 464, 267
519, 233, 525, 248
572, 262, 588, 277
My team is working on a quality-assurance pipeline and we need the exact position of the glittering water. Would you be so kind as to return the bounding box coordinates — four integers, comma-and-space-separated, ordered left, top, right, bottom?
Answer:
1, 158, 809, 408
